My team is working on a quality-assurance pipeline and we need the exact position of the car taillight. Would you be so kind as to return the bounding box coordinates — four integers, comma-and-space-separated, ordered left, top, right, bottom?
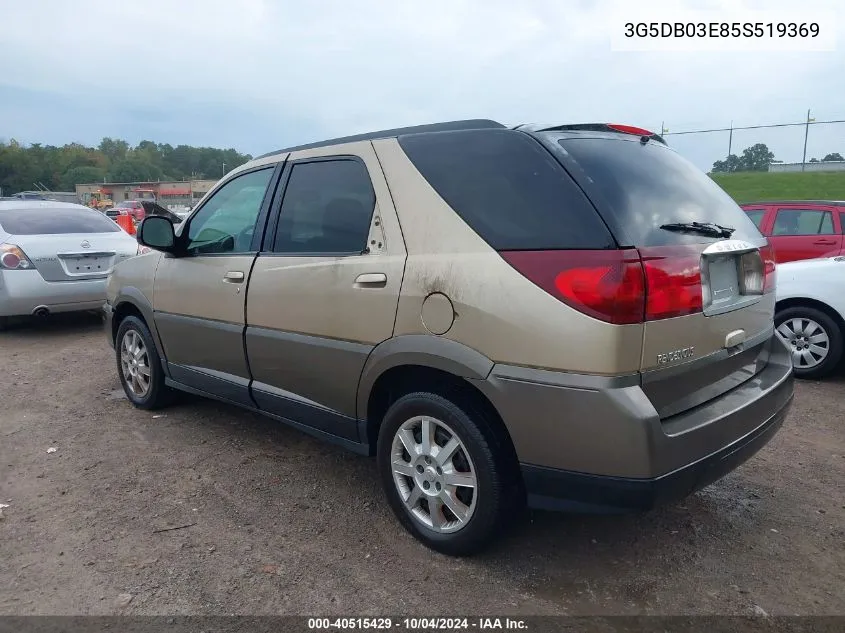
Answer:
499, 250, 646, 325
639, 246, 703, 320
0, 244, 35, 270
501, 246, 710, 324
759, 244, 777, 294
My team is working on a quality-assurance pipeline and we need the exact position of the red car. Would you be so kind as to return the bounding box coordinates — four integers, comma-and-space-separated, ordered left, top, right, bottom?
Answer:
741, 200, 845, 264
112, 200, 147, 222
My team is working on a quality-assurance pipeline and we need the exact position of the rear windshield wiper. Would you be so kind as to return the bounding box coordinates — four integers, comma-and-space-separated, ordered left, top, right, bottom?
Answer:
659, 221, 735, 238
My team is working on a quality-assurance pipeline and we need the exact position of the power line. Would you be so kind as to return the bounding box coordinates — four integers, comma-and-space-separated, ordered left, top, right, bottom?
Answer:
664, 119, 845, 136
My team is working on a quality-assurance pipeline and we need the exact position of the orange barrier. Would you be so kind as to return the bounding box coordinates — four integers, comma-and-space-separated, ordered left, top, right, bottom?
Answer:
116, 214, 137, 236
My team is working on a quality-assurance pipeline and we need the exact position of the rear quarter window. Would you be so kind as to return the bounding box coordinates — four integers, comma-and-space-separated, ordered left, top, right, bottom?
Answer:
397, 129, 615, 250
0, 208, 121, 235
550, 135, 764, 247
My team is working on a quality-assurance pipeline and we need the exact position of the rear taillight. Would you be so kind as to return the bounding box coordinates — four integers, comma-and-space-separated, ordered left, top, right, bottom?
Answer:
499, 250, 645, 325
639, 246, 704, 320
501, 246, 709, 324
0, 244, 35, 270
759, 244, 777, 294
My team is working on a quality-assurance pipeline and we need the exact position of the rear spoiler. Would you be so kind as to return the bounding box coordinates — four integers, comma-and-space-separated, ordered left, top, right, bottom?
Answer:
513, 123, 667, 145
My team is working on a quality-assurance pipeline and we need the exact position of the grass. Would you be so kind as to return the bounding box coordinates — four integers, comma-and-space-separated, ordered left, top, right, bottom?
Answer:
710, 171, 845, 204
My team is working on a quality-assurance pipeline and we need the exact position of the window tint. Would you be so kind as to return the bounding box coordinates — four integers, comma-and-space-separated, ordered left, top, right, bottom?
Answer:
745, 209, 766, 230
398, 129, 614, 250
0, 208, 121, 234
272, 159, 375, 254
185, 168, 273, 255
553, 136, 763, 247
772, 209, 834, 236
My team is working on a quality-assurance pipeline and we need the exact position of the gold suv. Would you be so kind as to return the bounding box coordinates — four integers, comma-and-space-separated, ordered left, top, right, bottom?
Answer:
105, 120, 795, 555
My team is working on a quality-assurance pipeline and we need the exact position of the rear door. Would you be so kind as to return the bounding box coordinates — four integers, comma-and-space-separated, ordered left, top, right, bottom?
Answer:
245, 141, 405, 441
768, 206, 842, 263
0, 206, 137, 281
543, 132, 775, 419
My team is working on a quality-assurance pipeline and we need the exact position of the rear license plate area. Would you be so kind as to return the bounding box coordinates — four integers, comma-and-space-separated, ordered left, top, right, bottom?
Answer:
706, 255, 739, 308
60, 254, 112, 275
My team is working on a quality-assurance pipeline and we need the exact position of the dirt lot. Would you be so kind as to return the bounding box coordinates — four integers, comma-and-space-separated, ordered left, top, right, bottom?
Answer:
1, 314, 843, 616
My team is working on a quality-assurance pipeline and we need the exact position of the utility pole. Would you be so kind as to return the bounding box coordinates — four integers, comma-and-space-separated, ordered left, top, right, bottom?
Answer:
222, 162, 226, 175
801, 109, 814, 171
727, 120, 733, 159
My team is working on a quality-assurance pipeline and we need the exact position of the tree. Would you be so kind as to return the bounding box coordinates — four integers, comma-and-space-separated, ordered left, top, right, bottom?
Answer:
98, 137, 129, 163
712, 154, 743, 173
61, 166, 107, 191
739, 143, 775, 171
0, 137, 253, 194
714, 143, 776, 173
109, 158, 163, 183
822, 152, 844, 162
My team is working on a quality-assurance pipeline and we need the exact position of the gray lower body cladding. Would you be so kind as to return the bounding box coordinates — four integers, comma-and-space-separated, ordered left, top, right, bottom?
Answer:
473, 332, 794, 511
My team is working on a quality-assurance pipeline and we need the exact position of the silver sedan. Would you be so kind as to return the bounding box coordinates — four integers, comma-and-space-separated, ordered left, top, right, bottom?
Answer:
0, 201, 142, 328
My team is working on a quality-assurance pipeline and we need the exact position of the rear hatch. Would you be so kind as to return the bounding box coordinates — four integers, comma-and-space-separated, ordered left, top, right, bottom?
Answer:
0, 207, 138, 282
535, 127, 776, 420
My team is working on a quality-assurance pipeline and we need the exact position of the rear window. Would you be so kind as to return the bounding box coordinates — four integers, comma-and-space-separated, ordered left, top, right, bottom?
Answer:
0, 208, 121, 235
553, 136, 763, 247
397, 129, 615, 250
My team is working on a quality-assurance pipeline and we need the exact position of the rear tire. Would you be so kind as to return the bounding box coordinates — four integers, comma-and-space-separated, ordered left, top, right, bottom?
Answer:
377, 392, 512, 556
775, 306, 843, 379
115, 315, 173, 409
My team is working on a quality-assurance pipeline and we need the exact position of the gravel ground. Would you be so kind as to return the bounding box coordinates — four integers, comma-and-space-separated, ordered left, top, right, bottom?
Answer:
1, 313, 843, 616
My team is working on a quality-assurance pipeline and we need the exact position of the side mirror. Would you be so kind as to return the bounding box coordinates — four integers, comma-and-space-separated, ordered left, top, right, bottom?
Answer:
137, 216, 177, 253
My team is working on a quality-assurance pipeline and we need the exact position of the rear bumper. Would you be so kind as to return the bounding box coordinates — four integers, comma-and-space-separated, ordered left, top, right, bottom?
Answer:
0, 270, 107, 317
521, 388, 791, 512
473, 332, 794, 512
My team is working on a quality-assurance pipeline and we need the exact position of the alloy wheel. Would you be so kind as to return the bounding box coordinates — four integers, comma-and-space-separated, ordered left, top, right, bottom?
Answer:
390, 415, 477, 534
120, 329, 151, 398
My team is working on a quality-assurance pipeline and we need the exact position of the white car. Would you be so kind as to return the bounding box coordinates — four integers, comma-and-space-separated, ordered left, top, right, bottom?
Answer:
0, 201, 142, 329
775, 255, 845, 379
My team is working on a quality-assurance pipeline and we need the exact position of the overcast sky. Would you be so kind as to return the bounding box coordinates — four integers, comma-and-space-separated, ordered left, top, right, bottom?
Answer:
1, 0, 842, 171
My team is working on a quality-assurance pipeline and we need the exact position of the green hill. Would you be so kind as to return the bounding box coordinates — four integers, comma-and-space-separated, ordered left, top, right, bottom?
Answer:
711, 171, 845, 204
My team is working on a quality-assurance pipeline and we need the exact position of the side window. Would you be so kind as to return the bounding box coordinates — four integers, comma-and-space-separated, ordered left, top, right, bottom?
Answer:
745, 209, 766, 230
185, 168, 274, 255
398, 129, 615, 250
272, 159, 376, 254
772, 209, 834, 236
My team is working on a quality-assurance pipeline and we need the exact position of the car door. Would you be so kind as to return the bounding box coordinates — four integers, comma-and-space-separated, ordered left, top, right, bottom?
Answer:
768, 206, 842, 263
742, 205, 768, 235
245, 142, 406, 442
152, 163, 282, 406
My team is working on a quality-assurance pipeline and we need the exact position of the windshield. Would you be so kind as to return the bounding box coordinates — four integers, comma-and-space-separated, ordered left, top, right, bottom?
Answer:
551, 135, 764, 247
0, 208, 121, 234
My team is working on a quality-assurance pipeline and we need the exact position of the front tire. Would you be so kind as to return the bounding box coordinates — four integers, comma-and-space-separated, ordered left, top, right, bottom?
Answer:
775, 306, 843, 379
115, 315, 173, 409
377, 392, 512, 556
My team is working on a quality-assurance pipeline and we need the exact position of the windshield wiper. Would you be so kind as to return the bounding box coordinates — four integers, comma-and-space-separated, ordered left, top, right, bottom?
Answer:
659, 221, 735, 238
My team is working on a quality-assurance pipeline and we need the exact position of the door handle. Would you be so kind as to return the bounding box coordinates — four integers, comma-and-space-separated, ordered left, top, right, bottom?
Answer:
354, 273, 387, 286
223, 271, 245, 283
813, 239, 837, 245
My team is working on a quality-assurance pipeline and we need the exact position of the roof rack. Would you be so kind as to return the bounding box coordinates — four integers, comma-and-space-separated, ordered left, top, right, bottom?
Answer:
256, 119, 506, 159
